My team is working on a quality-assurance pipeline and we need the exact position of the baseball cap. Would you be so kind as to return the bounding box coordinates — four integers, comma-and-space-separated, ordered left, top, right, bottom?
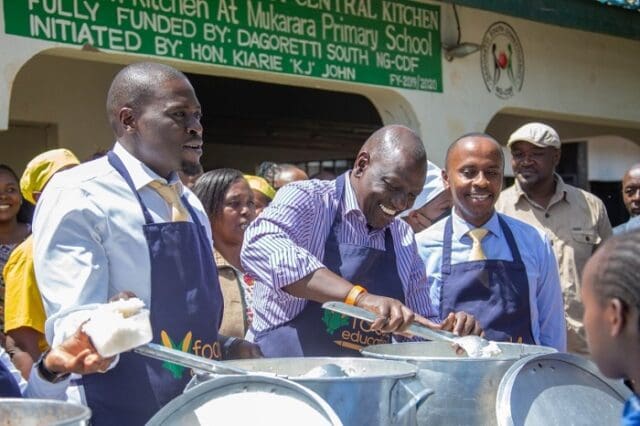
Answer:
244, 175, 276, 201
399, 160, 445, 217
507, 122, 561, 149
20, 148, 80, 204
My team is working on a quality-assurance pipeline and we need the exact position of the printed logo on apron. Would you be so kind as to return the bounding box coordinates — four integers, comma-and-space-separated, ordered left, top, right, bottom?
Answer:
158, 330, 222, 379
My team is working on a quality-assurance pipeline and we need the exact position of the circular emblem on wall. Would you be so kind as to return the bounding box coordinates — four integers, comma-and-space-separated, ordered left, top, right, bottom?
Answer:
480, 22, 524, 99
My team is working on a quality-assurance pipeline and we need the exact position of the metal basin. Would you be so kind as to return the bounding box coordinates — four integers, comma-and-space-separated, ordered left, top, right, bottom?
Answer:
0, 398, 91, 426
362, 341, 556, 426
189, 357, 432, 426
149, 374, 342, 425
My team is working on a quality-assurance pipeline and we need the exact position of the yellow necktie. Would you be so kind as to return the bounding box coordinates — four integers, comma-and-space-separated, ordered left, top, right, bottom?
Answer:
467, 228, 489, 261
148, 180, 189, 222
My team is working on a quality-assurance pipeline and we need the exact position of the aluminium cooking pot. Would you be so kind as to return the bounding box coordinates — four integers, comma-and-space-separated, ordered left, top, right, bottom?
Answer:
0, 398, 91, 426
148, 374, 342, 425
362, 341, 556, 426
188, 357, 433, 426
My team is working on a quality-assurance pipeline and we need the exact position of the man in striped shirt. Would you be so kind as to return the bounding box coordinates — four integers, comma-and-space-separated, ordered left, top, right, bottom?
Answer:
241, 125, 481, 357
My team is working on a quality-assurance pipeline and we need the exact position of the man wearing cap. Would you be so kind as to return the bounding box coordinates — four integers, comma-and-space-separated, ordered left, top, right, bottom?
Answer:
613, 163, 640, 235
245, 175, 276, 216
3, 148, 80, 376
496, 122, 612, 354
400, 161, 451, 233
416, 133, 566, 351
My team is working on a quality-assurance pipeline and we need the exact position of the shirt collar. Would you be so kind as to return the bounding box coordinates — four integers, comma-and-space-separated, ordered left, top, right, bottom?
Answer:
513, 173, 568, 207
451, 208, 501, 242
342, 172, 361, 215
342, 172, 391, 233
113, 142, 182, 192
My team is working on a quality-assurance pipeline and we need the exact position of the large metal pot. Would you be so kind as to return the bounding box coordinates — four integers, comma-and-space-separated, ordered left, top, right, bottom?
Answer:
496, 352, 631, 425
189, 357, 433, 426
362, 341, 556, 426
149, 374, 342, 425
0, 398, 91, 426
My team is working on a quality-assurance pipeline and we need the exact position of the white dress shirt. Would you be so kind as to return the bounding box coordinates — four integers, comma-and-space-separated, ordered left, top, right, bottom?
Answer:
416, 210, 566, 351
33, 142, 212, 346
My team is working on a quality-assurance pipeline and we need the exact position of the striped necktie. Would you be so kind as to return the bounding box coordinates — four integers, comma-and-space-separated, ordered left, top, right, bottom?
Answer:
148, 180, 189, 222
467, 228, 489, 261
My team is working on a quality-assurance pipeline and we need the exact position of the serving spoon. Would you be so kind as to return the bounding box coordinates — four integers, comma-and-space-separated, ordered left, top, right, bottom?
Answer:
322, 301, 497, 357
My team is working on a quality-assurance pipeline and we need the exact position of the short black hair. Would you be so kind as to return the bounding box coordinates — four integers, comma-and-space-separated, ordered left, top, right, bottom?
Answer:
192, 168, 245, 218
592, 230, 640, 332
445, 132, 504, 171
106, 62, 188, 134
256, 161, 280, 188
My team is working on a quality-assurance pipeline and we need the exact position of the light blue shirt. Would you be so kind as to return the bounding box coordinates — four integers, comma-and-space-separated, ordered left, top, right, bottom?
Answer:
613, 215, 640, 236
416, 209, 566, 351
33, 142, 212, 346
1, 347, 69, 399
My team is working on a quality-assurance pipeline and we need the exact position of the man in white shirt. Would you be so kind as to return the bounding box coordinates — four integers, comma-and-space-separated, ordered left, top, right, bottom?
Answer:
33, 62, 258, 425
1, 328, 111, 399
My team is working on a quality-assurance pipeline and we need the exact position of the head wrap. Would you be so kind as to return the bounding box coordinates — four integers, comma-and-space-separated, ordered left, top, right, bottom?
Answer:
20, 148, 80, 204
244, 175, 276, 200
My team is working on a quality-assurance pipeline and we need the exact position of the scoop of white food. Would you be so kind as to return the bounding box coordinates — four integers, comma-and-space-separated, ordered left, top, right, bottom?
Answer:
83, 298, 153, 358
454, 335, 502, 358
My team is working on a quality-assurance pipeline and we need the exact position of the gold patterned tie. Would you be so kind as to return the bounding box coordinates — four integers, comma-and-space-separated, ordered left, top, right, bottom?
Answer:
467, 228, 489, 261
148, 180, 189, 222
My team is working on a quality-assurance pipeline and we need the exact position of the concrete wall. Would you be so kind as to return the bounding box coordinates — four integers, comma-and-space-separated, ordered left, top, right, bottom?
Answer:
1, 1, 638, 172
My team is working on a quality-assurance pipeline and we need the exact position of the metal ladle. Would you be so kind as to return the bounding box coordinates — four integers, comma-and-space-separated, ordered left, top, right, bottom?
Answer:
322, 301, 494, 357
134, 343, 250, 375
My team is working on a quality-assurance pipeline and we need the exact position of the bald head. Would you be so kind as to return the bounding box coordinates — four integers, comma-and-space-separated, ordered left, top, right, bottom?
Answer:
360, 125, 426, 167
445, 132, 503, 172
274, 164, 308, 190
106, 62, 188, 135
350, 125, 427, 229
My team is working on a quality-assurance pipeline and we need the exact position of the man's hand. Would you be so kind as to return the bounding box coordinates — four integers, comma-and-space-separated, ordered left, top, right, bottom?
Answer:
223, 338, 263, 360
45, 328, 114, 376
420, 311, 482, 336
355, 293, 415, 333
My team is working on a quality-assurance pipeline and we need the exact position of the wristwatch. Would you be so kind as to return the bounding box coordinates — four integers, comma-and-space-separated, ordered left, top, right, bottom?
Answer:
37, 349, 71, 384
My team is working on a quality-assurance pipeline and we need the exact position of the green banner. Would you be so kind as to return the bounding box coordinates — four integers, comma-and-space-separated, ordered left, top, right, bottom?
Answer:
3, 0, 442, 92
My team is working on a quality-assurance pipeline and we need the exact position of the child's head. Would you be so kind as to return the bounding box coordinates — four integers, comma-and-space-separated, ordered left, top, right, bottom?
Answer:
582, 230, 640, 380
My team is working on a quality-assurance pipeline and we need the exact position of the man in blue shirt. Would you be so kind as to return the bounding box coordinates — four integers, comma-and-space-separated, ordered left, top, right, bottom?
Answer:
416, 133, 566, 351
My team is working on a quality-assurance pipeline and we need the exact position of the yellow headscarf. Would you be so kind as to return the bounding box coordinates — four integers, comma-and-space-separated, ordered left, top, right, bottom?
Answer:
244, 175, 276, 200
20, 148, 80, 204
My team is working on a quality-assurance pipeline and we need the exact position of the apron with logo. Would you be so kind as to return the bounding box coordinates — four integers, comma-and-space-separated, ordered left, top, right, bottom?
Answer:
440, 215, 535, 344
0, 359, 21, 397
255, 173, 405, 357
82, 152, 222, 425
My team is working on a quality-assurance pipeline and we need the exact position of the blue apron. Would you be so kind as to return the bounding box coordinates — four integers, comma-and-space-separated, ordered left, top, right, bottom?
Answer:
0, 359, 21, 397
81, 152, 223, 425
440, 215, 535, 344
255, 173, 405, 357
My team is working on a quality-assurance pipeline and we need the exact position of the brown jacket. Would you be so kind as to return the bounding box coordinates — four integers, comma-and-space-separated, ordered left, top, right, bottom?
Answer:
496, 175, 612, 354
215, 251, 250, 338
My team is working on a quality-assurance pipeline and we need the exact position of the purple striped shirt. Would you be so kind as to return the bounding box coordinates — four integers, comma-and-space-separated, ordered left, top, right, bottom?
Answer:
241, 173, 437, 335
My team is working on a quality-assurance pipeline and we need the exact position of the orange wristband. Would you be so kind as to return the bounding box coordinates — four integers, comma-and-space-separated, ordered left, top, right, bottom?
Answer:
345, 285, 367, 305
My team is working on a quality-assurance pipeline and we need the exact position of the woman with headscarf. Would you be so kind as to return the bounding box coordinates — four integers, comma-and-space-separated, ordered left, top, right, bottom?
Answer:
192, 169, 257, 338
244, 175, 275, 216
4, 149, 80, 377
